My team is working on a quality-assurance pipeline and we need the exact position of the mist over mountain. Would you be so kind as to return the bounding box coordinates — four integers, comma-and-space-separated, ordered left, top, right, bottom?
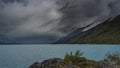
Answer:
55, 15, 120, 44
0, 0, 120, 43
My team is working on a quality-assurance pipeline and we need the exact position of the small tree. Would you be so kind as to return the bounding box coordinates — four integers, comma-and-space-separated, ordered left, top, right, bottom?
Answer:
64, 50, 86, 68
104, 52, 120, 65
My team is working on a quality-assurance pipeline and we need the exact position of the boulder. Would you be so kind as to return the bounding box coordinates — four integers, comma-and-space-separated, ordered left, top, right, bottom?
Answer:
29, 58, 78, 68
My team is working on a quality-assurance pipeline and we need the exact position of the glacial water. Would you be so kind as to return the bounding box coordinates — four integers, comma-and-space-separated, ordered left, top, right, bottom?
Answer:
0, 45, 120, 68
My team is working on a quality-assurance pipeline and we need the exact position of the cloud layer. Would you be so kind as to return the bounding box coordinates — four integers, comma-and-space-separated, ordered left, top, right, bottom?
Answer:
57, 0, 120, 32
0, 0, 120, 43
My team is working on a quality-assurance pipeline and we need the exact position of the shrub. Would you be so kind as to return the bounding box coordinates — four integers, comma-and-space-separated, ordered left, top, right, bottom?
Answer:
64, 50, 87, 68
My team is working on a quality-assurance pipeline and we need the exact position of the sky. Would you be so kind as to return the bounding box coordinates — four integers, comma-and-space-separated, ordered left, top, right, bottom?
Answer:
0, 0, 120, 43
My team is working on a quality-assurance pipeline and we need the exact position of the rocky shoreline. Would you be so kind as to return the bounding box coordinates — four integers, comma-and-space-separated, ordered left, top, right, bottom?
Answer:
29, 51, 120, 68
29, 58, 78, 68
29, 58, 120, 68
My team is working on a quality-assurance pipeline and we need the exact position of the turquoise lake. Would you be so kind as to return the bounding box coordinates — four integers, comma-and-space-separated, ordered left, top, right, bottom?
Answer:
0, 45, 120, 68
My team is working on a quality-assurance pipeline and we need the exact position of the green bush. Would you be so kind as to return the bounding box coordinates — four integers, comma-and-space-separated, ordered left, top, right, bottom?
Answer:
104, 52, 120, 65
64, 50, 87, 68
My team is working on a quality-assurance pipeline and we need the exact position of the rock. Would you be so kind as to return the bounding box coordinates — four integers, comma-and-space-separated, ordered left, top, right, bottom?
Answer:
97, 61, 117, 68
29, 58, 78, 68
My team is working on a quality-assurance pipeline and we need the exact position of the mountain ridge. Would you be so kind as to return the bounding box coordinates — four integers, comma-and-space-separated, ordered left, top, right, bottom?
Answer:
55, 15, 120, 44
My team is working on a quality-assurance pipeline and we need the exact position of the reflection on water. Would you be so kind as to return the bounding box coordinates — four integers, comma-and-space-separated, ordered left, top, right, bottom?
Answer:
0, 45, 120, 68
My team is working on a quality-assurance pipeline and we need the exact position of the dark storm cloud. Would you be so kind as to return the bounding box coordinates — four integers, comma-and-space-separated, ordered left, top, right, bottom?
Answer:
0, 0, 63, 38
57, 0, 120, 33
0, 0, 120, 43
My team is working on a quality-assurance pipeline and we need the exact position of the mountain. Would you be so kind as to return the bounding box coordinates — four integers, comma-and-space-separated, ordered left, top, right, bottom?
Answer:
54, 22, 95, 44
55, 15, 120, 44
0, 34, 16, 44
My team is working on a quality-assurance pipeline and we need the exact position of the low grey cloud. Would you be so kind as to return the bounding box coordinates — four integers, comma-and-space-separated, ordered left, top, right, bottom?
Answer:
0, 0, 120, 43
0, 0, 63, 38
57, 0, 120, 33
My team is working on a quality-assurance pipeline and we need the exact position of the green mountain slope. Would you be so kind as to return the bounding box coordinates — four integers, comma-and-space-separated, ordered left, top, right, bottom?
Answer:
59, 15, 120, 44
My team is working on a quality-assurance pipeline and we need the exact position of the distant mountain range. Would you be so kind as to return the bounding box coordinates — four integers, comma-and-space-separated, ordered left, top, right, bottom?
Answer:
1, 15, 120, 44
0, 34, 57, 44
0, 34, 16, 44
55, 15, 120, 44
